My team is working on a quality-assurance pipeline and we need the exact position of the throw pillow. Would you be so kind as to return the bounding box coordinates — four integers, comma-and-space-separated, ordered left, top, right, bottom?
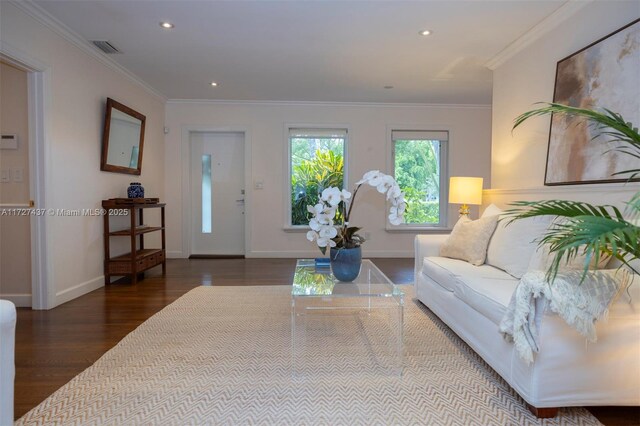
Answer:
481, 203, 503, 218
440, 215, 499, 266
486, 215, 554, 279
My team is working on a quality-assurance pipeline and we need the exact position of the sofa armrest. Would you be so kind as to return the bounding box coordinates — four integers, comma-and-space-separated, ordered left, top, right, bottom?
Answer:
414, 234, 450, 285
0, 300, 16, 426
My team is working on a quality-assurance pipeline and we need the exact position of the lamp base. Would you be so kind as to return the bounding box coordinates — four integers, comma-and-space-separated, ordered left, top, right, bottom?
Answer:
458, 204, 470, 217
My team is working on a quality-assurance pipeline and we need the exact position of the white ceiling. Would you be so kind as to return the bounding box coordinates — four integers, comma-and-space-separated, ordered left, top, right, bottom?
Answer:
34, 0, 568, 104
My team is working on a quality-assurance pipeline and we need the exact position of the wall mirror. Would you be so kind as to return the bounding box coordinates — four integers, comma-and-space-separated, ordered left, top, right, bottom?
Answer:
101, 98, 146, 175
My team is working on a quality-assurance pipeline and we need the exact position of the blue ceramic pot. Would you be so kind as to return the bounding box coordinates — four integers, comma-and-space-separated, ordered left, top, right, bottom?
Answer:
127, 182, 145, 198
330, 246, 362, 282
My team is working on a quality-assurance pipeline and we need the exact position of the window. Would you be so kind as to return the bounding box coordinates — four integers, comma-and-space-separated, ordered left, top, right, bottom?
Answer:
202, 154, 212, 233
288, 128, 347, 226
391, 130, 448, 228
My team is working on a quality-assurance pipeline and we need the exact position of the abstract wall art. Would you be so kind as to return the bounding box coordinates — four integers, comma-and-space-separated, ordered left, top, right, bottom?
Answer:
545, 19, 639, 185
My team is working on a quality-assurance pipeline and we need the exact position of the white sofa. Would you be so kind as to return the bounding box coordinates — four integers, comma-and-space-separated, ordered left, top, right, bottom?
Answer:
0, 300, 16, 426
414, 234, 640, 417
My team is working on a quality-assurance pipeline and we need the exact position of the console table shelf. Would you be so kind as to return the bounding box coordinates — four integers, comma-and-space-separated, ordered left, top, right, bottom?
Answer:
102, 200, 166, 284
109, 226, 164, 236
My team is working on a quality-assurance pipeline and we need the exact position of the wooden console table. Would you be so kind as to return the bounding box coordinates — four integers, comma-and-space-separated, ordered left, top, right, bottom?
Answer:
102, 199, 166, 284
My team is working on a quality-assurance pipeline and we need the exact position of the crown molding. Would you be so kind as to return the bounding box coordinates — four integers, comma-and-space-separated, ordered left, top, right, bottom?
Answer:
9, 0, 167, 101
166, 99, 492, 109
485, 0, 594, 71
0, 40, 49, 72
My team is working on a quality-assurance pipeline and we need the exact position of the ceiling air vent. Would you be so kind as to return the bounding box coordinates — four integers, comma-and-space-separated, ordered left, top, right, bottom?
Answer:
91, 40, 121, 54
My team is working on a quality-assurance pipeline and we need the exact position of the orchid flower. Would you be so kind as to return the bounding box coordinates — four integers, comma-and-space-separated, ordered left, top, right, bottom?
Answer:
356, 170, 382, 185
386, 184, 403, 201
321, 187, 351, 207
319, 226, 338, 239
307, 203, 325, 216
307, 170, 405, 253
374, 174, 396, 194
389, 203, 406, 225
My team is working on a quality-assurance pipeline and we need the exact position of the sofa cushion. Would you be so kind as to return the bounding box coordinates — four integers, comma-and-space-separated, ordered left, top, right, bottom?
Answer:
452, 269, 519, 325
422, 255, 516, 296
439, 215, 498, 266
422, 257, 458, 291
486, 215, 554, 279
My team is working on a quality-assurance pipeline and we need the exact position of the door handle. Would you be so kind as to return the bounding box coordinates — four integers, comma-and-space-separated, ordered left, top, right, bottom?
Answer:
235, 199, 245, 203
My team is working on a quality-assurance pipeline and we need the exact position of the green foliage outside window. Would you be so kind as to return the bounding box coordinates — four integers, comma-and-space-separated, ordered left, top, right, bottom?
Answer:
394, 140, 441, 224
291, 138, 344, 225
290, 136, 442, 226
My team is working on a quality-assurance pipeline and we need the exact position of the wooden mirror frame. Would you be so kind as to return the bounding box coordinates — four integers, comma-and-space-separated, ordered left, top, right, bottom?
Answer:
100, 98, 146, 175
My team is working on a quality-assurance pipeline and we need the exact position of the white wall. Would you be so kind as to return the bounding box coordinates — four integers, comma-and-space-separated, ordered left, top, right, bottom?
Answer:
0, 3, 165, 307
165, 101, 492, 258
490, 2, 640, 205
0, 62, 31, 306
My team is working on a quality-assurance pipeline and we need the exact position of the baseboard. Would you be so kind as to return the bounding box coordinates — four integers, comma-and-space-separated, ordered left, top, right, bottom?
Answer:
0, 293, 32, 307
189, 254, 245, 259
246, 250, 413, 258
166, 250, 186, 259
55, 276, 104, 307
170, 249, 414, 259
364, 251, 414, 258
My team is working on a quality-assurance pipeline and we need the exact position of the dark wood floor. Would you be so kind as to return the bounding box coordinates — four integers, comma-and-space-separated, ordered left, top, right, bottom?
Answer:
14, 258, 639, 424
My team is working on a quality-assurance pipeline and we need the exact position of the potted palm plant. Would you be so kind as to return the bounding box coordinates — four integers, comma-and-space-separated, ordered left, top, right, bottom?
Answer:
508, 103, 640, 280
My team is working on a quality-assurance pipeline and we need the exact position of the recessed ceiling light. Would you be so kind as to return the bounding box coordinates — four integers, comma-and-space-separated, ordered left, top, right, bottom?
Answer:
159, 22, 174, 29
210, 82, 218, 87
384, 85, 394, 89
419, 29, 432, 36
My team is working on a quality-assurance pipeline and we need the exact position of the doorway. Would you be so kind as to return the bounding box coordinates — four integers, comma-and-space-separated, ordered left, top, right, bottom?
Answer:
0, 61, 32, 307
190, 132, 245, 256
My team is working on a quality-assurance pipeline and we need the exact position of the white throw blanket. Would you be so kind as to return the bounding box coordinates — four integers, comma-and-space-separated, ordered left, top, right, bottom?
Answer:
499, 269, 631, 364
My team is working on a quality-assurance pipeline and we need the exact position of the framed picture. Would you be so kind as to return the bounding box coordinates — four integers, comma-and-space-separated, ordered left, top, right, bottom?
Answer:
545, 19, 640, 186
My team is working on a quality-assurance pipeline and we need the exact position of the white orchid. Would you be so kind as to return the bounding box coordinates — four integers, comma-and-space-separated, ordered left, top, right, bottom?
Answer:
317, 236, 337, 248
389, 203, 406, 225
306, 230, 318, 242
356, 170, 382, 185
307, 170, 405, 254
308, 218, 322, 231
374, 174, 396, 194
386, 184, 403, 202
307, 203, 325, 216
321, 187, 351, 207
319, 226, 338, 239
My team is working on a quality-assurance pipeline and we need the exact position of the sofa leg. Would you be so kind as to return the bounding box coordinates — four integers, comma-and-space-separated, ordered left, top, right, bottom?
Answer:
527, 404, 558, 418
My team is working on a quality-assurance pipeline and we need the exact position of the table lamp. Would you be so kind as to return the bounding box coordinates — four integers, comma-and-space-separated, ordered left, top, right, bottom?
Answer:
449, 177, 483, 217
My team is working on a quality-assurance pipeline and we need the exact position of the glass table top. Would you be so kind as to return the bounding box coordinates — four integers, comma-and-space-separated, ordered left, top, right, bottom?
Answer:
291, 259, 402, 298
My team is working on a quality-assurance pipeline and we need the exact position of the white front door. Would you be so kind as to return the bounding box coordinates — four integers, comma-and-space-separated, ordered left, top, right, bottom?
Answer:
190, 132, 245, 255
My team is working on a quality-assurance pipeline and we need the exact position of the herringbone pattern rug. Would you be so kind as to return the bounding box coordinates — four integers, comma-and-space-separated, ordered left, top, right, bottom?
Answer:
17, 286, 600, 425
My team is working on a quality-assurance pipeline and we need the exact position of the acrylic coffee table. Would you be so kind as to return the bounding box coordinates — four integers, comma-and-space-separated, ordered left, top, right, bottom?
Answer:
291, 259, 404, 377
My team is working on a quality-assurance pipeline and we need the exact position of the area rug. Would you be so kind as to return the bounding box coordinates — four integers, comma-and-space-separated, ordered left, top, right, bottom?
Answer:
17, 285, 600, 425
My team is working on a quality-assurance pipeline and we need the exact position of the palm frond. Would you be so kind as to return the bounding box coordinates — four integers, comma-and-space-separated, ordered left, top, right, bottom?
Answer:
538, 215, 639, 282
504, 199, 624, 223
513, 102, 640, 147
509, 103, 640, 284
627, 192, 640, 222
506, 199, 639, 281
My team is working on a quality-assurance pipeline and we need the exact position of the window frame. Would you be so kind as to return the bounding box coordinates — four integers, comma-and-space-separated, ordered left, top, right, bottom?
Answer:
386, 125, 450, 232
284, 123, 350, 231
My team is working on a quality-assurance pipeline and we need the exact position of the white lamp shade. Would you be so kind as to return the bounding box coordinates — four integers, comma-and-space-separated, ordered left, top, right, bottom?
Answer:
449, 177, 483, 205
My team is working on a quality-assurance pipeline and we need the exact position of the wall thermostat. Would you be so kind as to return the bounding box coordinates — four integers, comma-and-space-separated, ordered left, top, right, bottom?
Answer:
0, 134, 18, 150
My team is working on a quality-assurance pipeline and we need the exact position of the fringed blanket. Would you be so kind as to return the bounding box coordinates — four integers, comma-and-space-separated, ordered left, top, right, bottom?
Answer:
499, 269, 631, 364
